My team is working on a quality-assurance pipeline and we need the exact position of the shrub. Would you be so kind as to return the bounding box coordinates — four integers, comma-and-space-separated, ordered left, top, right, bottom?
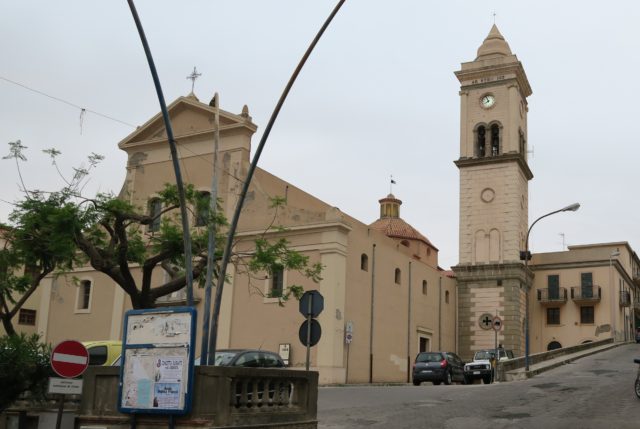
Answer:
0, 334, 51, 411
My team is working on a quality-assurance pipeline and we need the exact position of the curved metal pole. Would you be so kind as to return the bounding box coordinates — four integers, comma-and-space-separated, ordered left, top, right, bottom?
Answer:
127, 0, 194, 307
201, 93, 220, 365
524, 203, 580, 371
208, 0, 347, 358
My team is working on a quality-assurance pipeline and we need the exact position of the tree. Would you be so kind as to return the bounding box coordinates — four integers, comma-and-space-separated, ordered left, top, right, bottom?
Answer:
0, 142, 88, 336
0, 333, 51, 411
2, 143, 322, 314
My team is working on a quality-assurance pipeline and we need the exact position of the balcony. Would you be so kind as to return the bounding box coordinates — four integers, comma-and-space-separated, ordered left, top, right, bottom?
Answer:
570, 286, 601, 304
620, 290, 631, 307
537, 288, 568, 306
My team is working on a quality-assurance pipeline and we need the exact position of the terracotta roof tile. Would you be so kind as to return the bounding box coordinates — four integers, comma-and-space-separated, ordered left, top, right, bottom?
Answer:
369, 217, 436, 249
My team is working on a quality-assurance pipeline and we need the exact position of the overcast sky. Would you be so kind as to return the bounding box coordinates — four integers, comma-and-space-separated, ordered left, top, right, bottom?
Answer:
1, 1, 639, 269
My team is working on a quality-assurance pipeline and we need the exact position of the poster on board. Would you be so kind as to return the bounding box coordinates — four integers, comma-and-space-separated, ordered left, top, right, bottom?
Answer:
118, 307, 196, 415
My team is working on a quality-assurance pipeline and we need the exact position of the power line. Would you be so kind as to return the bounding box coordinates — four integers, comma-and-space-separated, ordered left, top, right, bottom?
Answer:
0, 76, 137, 128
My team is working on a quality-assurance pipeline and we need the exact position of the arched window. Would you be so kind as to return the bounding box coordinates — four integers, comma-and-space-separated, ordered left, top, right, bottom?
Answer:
148, 198, 162, 232
195, 191, 210, 227
422, 280, 428, 295
476, 125, 486, 157
445, 290, 450, 304
361, 254, 368, 272
491, 124, 500, 156
395, 268, 401, 285
547, 341, 562, 351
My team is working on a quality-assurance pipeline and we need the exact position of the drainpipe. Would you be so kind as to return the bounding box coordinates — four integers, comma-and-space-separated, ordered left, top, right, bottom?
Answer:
438, 276, 442, 350
369, 244, 376, 384
407, 261, 412, 383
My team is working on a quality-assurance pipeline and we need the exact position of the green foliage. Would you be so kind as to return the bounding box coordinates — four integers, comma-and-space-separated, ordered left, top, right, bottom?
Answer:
0, 334, 51, 411
3, 139, 323, 313
9, 192, 82, 273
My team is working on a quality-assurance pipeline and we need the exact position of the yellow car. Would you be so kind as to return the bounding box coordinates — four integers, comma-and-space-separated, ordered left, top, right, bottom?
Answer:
82, 341, 122, 366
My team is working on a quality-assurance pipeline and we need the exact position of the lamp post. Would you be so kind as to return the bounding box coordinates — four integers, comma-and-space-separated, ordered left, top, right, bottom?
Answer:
522, 203, 580, 371
610, 250, 620, 341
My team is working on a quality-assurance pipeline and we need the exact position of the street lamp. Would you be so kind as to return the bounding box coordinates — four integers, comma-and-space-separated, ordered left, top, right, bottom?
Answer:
522, 202, 580, 371
610, 250, 621, 341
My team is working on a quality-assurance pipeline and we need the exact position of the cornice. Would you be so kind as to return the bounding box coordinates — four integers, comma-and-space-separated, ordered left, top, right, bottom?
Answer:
454, 153, 534, 180
455, 61, 532, 98
118, 123, 255, 151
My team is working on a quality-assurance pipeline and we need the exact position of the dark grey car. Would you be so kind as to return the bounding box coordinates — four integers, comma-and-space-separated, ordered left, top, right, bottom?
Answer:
412, 351, 465, 386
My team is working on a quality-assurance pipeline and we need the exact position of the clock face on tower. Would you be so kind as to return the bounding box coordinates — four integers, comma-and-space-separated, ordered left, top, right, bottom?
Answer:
480, 94, 496, 109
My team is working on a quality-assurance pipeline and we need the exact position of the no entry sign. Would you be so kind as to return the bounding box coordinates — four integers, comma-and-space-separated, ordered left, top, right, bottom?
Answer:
51, 340, 89, 378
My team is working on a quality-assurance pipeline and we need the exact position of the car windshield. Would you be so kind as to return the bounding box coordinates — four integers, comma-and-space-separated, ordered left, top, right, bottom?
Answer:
475, 351, 495, 360
416, 352, 442, 363
214, 351, 238, 366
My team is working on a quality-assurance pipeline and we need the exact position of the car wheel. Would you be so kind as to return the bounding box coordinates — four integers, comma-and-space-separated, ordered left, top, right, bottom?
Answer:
433, 381, 441, 385
444, 371, 452, 385
482, 375, 492, 384
635, 377, 640, 399
413, 380, 421, 386
463, 375, 470, 385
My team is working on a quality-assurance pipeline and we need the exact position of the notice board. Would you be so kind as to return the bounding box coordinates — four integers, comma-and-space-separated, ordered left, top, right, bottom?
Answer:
118, 307, 196, 415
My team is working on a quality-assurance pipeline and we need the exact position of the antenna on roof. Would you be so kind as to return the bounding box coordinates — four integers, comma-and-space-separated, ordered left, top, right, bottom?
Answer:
493, 11, 497, 24
390, 175, 396, 194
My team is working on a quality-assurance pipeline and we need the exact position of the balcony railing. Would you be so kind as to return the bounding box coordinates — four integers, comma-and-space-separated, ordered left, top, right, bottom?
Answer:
537, 288, 568, 306
570, 286, 601, 303
620, 290, 631, 307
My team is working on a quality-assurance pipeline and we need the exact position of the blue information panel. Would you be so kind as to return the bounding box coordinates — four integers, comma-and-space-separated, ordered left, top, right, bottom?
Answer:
118, 307, 196, 415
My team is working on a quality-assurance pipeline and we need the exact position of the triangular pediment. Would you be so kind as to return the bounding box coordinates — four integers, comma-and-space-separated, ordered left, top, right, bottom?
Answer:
119, 95, 256, 147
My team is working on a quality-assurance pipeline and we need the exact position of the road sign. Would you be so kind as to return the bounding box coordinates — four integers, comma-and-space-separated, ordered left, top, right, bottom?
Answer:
492, 316, 503, 331
479, 313, 494, 330
345, 332, 353, 344
299, 290, 324, 318
51, 340, 89, 379
299, 319, 322, 347
48, 377, 83, 395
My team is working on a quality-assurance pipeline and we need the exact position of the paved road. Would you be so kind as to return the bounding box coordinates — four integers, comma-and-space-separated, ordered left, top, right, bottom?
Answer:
318, 343, 640, 429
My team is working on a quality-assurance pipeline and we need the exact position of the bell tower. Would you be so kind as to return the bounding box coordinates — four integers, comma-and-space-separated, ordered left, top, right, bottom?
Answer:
453, 25, 533, 360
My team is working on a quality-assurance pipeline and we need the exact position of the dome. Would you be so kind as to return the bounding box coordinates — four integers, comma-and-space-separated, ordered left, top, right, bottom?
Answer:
369, 216, 435, 248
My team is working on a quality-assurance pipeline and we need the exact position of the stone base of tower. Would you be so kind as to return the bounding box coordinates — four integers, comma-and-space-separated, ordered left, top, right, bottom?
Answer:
453, 262, 532, 361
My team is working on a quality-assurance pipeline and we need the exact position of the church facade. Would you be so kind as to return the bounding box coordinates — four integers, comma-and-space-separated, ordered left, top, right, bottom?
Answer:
8, 93, 456, 385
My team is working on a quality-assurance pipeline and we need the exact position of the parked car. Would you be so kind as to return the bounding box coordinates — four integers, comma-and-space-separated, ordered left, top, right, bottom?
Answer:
196, 349, 286, 367
463, 348, 514, 384
82, 341, 122, 366
412, 351, 465, 386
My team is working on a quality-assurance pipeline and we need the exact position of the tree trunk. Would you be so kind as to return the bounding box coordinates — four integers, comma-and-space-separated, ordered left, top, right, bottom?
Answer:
1, 314, 16, 337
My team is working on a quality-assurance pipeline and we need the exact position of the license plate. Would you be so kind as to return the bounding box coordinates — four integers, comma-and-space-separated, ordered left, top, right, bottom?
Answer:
473, 371, 480, 375
421, 370, 432, 373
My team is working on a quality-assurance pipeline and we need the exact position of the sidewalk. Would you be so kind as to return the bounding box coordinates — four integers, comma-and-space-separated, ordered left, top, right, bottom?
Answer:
504, 341, 625, 381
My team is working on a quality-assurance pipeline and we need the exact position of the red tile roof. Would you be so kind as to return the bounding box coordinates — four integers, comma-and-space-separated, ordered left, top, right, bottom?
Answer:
369, 217, 437, 249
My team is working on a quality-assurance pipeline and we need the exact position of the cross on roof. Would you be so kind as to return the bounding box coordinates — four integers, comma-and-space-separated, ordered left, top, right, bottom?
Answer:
186, 66, 202, 93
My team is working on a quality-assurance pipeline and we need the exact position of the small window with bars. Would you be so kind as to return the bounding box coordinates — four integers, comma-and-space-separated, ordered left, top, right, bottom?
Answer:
18, 309, 36, 325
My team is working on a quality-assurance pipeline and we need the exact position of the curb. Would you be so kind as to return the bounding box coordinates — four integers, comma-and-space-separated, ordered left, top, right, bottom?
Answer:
505, 342, 625, 381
